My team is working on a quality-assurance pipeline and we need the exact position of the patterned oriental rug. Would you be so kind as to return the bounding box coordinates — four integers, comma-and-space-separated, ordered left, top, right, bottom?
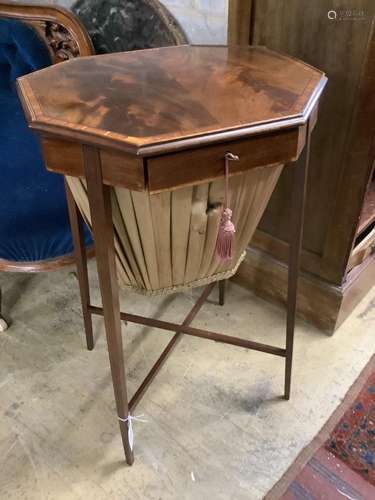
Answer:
326, 368, 375, 486
265, 355, 375, 499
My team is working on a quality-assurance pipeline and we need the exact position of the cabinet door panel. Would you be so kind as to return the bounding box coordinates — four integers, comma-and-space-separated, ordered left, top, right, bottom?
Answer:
249, 0, 375, 282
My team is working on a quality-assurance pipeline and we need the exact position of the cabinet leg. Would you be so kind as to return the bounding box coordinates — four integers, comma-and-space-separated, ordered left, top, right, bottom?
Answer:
83, 146, 134, 465
285, 121, 311, 400
65, 180, 94, 351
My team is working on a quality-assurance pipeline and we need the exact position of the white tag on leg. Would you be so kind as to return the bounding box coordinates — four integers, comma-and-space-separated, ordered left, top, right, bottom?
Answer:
128, 417, 134, 451
118, 414, 147, 451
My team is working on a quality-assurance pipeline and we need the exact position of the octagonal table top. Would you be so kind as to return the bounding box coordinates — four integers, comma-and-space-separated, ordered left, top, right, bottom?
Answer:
17, 45, 326, 155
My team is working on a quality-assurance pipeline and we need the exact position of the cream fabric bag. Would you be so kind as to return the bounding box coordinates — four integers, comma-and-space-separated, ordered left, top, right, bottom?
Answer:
66, 163, 283, 295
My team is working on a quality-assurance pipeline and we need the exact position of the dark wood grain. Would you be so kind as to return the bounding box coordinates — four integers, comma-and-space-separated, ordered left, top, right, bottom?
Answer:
219, 280, 226, 306
246, 0, 375, 283
65, 180, 94, 350
348, 228, 375, 270
83, 145, 134, 464
356, 179, 375, 236
90, 305, 287, 357
15, 34, 327, 462
228, 0, 375, 332
42, 137, 145, 189
234, 247, 343, 333
228, 0, 253, 46
17, 45, 325, 155
43, 124, 305, 193
285, 120, 310, 399
147, 127, 301, 192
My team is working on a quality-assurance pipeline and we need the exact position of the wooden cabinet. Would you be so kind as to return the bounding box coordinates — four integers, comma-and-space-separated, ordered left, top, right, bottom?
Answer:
229, 0, 375, 333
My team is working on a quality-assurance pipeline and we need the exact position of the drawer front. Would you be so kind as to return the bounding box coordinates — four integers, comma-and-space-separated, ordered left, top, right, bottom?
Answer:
147, 127, 303, 193
42, 137, 145, 190
348, 227, 375, 271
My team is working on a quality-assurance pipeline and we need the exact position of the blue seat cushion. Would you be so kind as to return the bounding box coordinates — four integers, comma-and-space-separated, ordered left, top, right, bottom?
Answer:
0, 19, 92, 262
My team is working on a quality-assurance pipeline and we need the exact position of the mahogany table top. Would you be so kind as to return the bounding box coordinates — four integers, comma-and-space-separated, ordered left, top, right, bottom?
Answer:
17, 45, 326, 156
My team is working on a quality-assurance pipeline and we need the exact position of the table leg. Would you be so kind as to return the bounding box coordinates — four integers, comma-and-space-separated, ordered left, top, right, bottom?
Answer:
83, 146, 134, 465
65, 180, 94, 350
284, 121, 311, 400
219, 279, 226, 306
0, 288, 8, 332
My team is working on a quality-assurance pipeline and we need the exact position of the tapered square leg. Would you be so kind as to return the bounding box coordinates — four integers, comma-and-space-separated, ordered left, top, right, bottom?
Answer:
284, 120, 312, 400
65, 180, 94, 351
219, 279, 226, 306
83, 145, 134, 465
0, 288, 8, 332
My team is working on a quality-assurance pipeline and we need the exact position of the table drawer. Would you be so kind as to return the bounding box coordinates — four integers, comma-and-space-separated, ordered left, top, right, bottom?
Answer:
42, 137, 145, 190
42, 126, 305, 193
146, 126, 303, 193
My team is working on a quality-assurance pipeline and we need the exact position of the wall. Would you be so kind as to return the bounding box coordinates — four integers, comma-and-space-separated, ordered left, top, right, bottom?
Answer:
162, 0, 228, 44
23, 0, 229, 44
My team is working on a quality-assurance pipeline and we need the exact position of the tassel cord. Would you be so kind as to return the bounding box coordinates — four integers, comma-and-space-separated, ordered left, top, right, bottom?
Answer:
223, 152, 239, 208
225, 155, 229, 208
215, 152, 240, 262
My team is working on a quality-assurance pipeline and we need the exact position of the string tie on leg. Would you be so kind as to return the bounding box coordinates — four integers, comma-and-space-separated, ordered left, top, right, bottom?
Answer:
118, 414, 147, 451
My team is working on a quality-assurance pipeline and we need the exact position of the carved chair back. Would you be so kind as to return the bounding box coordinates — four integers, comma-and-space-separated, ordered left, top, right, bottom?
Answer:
0, 2, 93, 63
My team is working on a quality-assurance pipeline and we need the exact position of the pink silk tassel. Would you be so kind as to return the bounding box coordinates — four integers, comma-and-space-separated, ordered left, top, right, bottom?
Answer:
216, 152, 240, 262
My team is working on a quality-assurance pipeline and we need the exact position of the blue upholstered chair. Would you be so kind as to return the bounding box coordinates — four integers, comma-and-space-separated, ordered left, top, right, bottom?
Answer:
0, 0, 186, 335
0, 3, 94, 333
